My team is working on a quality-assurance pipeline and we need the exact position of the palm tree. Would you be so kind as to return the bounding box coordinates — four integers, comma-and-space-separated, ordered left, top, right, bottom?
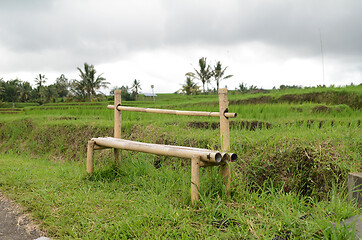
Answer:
186, 57, 212, 94
131, 79, 141, 100
180, 77, 200, 95
19, 81, 33, 102
70, 79, 88, 100
34, 74, 47, 92
77, 63, 110, 101
212, 61, 233, 91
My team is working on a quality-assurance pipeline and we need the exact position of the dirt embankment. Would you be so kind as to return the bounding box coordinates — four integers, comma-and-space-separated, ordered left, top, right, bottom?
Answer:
0, 118, 359, 199
187, 120, 272, 131
230, 91, 361, 109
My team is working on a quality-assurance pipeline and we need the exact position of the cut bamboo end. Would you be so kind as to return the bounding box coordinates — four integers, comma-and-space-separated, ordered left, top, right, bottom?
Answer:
212, 152, 222, 163
230, 153, 238, 162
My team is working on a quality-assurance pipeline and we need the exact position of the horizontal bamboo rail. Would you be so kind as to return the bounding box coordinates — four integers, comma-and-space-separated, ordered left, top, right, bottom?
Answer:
103, 137, 237, 162
92, 137, 223, 163
107, 105, 237, 118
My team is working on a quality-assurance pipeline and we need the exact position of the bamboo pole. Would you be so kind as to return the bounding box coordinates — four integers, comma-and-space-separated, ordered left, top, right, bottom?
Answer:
114, 90, 122, 165
104, 137, 237, 162
107, 105, 237, 118
218, 88, 231, 191
191, 155, 200, 205
92, 137, 222, 163
86, 140, 95, 174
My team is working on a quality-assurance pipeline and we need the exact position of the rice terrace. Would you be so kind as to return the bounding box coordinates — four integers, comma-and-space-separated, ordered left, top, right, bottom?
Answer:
0, 82, 360, 239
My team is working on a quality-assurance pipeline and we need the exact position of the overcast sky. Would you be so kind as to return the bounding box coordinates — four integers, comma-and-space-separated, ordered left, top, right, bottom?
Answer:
1, 0, 361, 93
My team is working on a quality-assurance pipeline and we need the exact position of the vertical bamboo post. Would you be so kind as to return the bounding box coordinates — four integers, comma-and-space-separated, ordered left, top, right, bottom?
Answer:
191, 155, 201, 205
114, 90, 122, 165
86, 140, 95, 174
218, 88, 231, 191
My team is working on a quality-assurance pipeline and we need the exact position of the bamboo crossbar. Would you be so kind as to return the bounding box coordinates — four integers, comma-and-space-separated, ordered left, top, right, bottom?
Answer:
103, 137, 237, 162
107, 105, 237, 118
92, 137, 223, 163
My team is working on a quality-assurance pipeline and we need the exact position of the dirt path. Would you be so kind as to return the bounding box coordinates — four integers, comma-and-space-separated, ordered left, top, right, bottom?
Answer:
0, 193, 48, 240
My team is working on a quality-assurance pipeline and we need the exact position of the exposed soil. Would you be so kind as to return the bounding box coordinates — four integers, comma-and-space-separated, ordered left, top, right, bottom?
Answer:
230, 91, 361, 109
52, 116, 77, 121
27, 106, 104, 111
231, 96, 273, 105
0, 109, 23, 112
188, 119, 360, 131
0, 193, 46, 240
291, 107, 303, 112
0, 111, 22, 114
187, 120, 272, 131
43, 102, 103, 106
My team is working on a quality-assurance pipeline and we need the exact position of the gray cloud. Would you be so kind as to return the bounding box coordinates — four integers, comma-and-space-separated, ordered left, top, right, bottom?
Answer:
163, 0, 362, 58
0, 0, 361, 87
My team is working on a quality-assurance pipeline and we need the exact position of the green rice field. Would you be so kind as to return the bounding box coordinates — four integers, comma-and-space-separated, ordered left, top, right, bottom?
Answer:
0, 85, 361, 239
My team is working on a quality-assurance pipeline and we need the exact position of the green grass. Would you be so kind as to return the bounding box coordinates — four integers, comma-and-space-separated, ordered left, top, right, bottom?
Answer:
0, 153, 359, 239
0, 85, 361, 238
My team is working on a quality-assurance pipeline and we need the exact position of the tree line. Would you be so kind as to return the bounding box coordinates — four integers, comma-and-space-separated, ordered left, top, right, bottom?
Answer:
179, 57, 233, 95
1, 58, 321, 105
0, 63, 110, 105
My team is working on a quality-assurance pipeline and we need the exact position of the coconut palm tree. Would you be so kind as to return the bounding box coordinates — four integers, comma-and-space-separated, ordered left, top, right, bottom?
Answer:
131, 79, 141, 100
212, 61, 233, 91
180, 77, 200, 95
19, 81, 33, 102
34, 74, 47, 92
70, 79, 88, 100
186, 57, 212, 94
77, 63, 110, 101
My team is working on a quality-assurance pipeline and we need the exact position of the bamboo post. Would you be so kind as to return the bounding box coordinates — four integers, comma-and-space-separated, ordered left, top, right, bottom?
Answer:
191, 155, 201, 205
114, 90, 122, 165
218, 88, 231, 191
86, 140, 95, 174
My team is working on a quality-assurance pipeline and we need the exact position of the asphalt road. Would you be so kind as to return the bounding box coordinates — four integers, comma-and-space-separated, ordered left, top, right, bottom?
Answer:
0, 193, 46, 240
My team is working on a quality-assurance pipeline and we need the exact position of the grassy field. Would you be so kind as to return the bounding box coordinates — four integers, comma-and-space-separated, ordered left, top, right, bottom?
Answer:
0, 85, 361, 239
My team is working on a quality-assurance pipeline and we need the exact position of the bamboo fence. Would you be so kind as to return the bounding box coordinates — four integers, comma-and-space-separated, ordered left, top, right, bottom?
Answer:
87, 88, 237, 205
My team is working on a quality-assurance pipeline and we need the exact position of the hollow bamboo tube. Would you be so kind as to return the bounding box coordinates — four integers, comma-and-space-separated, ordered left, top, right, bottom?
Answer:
92, 137, 222, 163
191, 155, 200, 205
104, 137, 237, 162
199, 154, 237, 167
218, 88, 231, 191
114, 90, 122, 164
107, 105, 237, 118
86, 140, 95, 174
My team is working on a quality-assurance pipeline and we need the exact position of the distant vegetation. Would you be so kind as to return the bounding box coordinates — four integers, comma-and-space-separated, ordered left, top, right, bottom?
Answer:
0, 62, 110, 106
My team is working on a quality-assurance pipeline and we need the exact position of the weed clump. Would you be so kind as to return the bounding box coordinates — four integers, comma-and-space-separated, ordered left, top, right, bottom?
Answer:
237, 141, 350, 199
